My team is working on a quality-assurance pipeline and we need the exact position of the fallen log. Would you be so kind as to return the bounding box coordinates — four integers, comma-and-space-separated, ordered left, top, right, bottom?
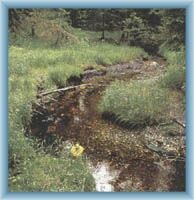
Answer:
37, 83, 93, 97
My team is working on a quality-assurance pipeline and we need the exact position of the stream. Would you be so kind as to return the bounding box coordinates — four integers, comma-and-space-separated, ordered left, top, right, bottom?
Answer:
29, 57, 185, 192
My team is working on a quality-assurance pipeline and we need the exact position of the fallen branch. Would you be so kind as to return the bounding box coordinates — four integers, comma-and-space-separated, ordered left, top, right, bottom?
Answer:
34, 102, 42, 107
37, 84, 92, 97
172, 118, 186, 128
33, 110, 44, 115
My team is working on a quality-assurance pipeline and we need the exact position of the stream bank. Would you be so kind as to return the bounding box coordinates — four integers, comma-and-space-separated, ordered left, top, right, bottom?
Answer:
29, 57, 185, 192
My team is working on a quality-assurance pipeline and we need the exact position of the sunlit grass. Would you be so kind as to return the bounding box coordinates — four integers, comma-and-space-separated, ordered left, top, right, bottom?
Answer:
159, 49, 185, 91
47, 64, 82, 88
99, 79, 172, 126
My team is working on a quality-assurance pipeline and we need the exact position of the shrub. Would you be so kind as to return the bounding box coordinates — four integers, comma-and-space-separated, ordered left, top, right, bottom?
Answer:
99, 79, 171, 126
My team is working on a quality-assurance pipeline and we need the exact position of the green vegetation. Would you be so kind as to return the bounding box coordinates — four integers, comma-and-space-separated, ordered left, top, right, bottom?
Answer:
159, 48, 185, 90
9, 37, 146, 90
160, 64, 185, 90
9, 28, 145, 191
99, 44, 185, 126
48, 65, 82, 88
10, 9, 185, 53
9, 154, 95, 192
8, 8, 185, 192
99, 46, 185, 126
99, 80, 171, 126
9, 45, 96, 191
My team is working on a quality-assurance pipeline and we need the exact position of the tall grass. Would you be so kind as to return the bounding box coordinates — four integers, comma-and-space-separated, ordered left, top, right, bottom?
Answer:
159, 48, 185, 90
47, 65, 82, 88
10, 38, 146, 70
160, 64, 185, 90
9, 154, 95, 192
99, 79, 171, 126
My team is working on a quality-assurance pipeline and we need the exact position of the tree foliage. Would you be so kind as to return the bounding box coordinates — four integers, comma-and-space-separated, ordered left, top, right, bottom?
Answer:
9, 8, 185, 53
9, 9, 33, 33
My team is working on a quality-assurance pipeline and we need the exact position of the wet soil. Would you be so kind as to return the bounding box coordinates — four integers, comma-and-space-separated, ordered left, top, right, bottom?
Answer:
29, 57, 185, 192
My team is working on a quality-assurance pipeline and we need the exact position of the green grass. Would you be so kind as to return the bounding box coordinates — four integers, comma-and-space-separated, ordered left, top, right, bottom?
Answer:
99, 79, 171, 126
9, 35, 146, 90
9, 40, 146, 68
159, 48, 185, 90
8, 75, 94, 192
9, 30, 146, 191
160, 64, 185, 90
9, 154, 95, 192
8, 62, 95, 191
48, 65, 82, 88
99, 47, 186, 126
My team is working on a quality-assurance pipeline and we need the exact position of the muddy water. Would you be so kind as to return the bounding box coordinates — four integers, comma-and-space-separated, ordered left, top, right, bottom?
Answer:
30, 58, 185, 192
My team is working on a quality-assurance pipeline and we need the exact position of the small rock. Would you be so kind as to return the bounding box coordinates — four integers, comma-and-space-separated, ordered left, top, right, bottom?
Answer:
73, 116, 80, 124
150, 61, 160, 68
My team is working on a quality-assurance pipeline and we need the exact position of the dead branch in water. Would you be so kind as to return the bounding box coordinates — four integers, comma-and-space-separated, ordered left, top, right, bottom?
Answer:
37, 83, 107, 97
38, 84, 91, 97
33, 110, 44, 115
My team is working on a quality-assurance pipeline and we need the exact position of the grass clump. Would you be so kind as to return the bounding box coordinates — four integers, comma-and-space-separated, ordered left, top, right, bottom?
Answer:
160, 49, 185, 90
47, 65, 82, 88
99, 79, 171, 126
160, 64, 185, 90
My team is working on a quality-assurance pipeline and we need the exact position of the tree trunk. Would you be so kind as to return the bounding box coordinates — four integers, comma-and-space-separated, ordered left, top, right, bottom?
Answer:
101, 10, 105, 40
71, 10, 78, 27
31, 24, 36, 38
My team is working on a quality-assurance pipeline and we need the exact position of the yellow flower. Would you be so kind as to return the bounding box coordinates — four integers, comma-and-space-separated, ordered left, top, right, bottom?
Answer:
70, 143, 84, 157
